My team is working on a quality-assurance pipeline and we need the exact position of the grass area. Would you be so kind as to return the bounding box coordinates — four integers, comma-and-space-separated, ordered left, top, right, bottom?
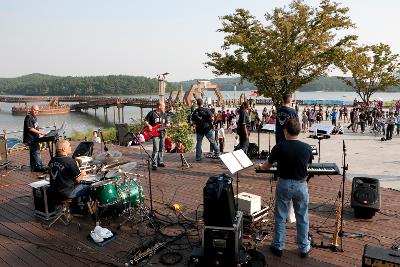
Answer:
70, 123, 143, 143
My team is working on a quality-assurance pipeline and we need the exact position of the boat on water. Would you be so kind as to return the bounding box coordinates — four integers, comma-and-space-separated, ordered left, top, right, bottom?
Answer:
11, 105, 70, 115
11, 97, 70, 116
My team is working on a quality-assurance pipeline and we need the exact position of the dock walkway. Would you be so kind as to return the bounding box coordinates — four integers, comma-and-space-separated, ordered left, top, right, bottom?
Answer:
1, 143, 399, 266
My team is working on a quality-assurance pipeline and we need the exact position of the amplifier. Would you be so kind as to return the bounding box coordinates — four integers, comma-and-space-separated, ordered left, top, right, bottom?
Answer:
30, 181, 57, 221
236, 192, 261, 215
363, 244, 400, 267
203, 211, 243, 266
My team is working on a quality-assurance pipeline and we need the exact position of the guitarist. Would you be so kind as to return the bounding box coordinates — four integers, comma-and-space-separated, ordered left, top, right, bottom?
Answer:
144, 101, 168, 170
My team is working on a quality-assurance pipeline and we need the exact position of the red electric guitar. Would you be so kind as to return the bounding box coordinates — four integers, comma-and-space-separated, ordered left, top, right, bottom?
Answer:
142, 124, 168, 140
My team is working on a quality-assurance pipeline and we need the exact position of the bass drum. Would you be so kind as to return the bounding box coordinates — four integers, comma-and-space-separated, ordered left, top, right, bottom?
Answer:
116, 179, 145, 210
91, 179, 119, 207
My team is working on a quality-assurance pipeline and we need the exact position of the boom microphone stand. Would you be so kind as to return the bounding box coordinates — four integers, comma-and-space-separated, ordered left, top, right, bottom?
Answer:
131, 133, 157, 216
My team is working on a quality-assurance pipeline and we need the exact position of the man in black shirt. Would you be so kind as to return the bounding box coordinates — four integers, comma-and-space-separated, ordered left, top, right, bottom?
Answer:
49, 140, 89, 199
144, 101, 168, 170
23, 105, 46, 172
235, 101, 251, 153
256, 119, 313, 258
191, 98, 219, 161
275, 94, 298, 144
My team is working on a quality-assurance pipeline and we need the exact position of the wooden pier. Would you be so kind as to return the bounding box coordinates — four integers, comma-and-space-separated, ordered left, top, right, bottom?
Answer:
1, 143, 400, 266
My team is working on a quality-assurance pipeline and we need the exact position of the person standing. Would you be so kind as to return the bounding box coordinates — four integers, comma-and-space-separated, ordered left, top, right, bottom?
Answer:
396, 111, 400, 135
331, 109, 337, 126
235, 101, 251, 153
191, 98, 219, 161
23, 105, 46, 172
144, 101, 168, 170
275, 94, 298, 144
256, 119, 313, 258
386, 112, 396, 140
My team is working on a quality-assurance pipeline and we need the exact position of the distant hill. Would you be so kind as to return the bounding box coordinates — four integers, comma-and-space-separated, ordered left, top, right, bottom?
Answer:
0, 73, 399, 95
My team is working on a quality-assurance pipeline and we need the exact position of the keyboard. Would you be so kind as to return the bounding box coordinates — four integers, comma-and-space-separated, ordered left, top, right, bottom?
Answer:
39, 130, 59, 143
255, 162, 340, 176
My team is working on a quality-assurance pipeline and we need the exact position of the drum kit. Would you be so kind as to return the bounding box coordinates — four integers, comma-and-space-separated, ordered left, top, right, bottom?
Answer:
77, 150, 148, 223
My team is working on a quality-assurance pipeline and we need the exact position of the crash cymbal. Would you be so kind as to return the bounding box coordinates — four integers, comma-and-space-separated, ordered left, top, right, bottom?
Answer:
95, 150, 122, 162
119, 162, 137, 173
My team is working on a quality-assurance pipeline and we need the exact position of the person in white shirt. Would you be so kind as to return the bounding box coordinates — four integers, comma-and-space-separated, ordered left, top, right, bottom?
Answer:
217, 126, 226, 153
92, 131, 101, 143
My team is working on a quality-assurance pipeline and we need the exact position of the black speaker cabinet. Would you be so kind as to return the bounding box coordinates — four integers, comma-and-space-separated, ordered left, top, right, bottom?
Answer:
203, 174, 236, 227
33, 185, 57, 220
115, 123, 132, 146
203, 211, 243, 267
351, 177, 380, 219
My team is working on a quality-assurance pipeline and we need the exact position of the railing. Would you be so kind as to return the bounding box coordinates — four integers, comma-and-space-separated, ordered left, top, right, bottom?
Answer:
1, 124, 57, 153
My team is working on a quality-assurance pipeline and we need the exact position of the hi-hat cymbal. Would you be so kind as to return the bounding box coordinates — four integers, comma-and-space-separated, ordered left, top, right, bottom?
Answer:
95, 150, 122, 162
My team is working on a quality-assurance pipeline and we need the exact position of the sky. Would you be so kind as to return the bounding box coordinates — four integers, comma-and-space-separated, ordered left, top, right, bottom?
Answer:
0, 0, 399, 82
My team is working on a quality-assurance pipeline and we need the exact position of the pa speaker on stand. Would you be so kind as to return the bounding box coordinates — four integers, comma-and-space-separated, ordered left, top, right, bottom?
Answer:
351, 177, 380, 219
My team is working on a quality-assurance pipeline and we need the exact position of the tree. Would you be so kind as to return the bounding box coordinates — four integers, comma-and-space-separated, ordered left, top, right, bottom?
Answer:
205, 0, 357, 105
341, 43, 400, 105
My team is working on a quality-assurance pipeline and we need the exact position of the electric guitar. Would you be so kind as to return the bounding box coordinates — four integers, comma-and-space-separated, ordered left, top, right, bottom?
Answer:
142, 124, 167, 140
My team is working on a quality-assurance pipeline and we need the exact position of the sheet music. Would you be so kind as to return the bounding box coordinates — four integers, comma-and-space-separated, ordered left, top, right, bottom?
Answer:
29, 180, 49, 188
220, 153, 242, 174
233, 150, 253, 168
220, 149, 254, 174
261, 124, 276, 132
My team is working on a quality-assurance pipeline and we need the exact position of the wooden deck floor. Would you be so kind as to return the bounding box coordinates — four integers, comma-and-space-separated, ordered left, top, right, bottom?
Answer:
1, 143, 400, 267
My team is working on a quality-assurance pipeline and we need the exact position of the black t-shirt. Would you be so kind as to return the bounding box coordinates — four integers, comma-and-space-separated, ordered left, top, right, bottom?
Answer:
192, 107, 213, 134
145, 110, 168, 126
275, 106, 298, 144
237, 110, 250, 138
268, 140, 313, 180
23, 114, 38, 144
49, 156, 81, 197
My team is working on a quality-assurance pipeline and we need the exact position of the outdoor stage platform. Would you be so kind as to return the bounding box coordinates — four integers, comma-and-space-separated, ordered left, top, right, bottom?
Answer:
1, 143, 399, 266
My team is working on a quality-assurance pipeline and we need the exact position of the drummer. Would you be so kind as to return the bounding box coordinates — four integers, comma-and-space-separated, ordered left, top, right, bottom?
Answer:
49, 139, 90, 199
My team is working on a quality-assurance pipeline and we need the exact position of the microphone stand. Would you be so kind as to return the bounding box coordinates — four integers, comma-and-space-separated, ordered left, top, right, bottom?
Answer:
131, 132, 156, 217
339, 140, 348, 252
99, 130, 108, 152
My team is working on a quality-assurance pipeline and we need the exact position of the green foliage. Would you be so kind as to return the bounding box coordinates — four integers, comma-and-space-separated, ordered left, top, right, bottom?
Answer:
0, 74, 179, 96
167, 104, 193, 152
205, 0, 357, 105
70, 127, 116, 143
341, 43, 400, 105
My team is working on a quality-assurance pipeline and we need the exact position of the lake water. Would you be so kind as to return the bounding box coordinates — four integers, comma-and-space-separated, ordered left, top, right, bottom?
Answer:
1, 91, 400, 138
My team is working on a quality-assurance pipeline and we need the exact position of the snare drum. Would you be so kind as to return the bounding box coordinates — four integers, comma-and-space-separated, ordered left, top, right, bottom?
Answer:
116, 179, 145, 208
80, 174, 101, 184
91, 180, 118, 207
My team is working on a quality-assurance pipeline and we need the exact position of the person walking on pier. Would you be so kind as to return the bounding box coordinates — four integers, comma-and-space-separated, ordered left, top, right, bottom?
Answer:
23, 105, 47, 172
144, 101, 168, 170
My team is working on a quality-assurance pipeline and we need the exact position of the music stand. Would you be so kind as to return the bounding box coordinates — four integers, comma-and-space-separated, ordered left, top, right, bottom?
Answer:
261, 124, 275, 154
220, 149, 253, 210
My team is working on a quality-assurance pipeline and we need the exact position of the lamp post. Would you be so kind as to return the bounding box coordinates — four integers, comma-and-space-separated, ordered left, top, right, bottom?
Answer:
157, 72, 169, 103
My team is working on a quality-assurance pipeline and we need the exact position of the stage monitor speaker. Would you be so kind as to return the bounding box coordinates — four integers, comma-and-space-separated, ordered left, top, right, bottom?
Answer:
203, 174, 236, 227
72, 141, 94, 159
115, 123, 132, 146
351, 177, 380, 219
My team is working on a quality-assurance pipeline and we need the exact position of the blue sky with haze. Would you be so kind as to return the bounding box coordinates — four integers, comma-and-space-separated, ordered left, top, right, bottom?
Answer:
0, 0, 398, 82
